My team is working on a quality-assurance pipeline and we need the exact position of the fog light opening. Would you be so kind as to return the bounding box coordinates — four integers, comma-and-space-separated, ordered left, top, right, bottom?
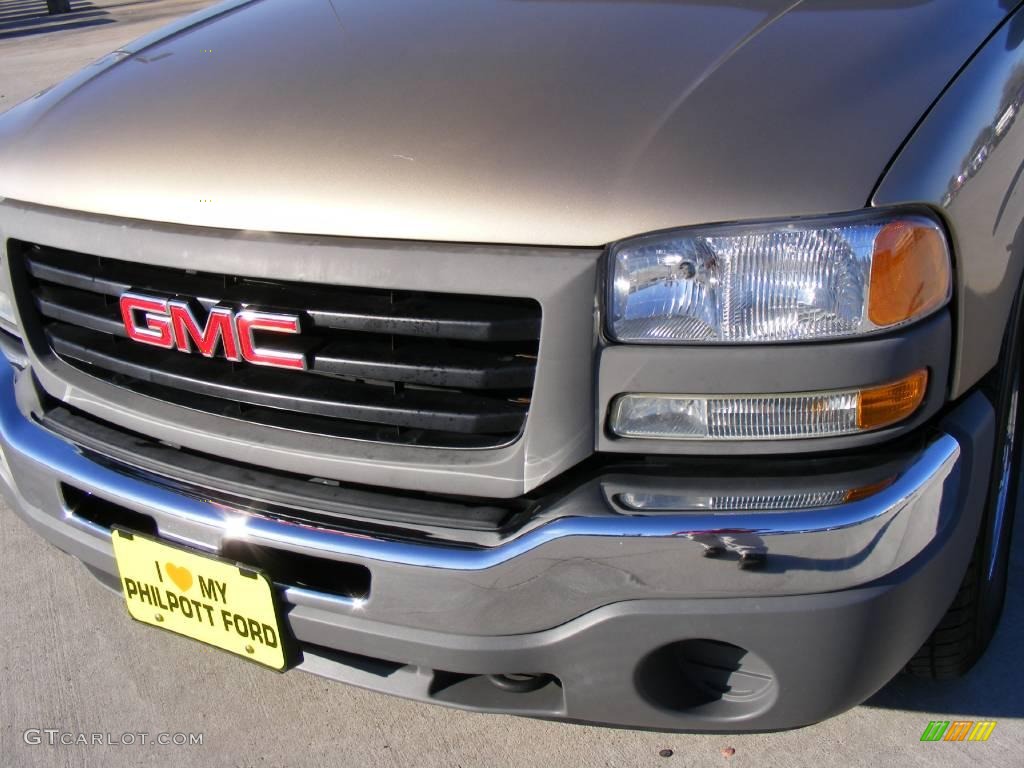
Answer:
636, 639, 775, 716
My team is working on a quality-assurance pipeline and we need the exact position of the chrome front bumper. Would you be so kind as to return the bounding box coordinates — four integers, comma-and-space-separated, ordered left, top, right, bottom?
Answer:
0, 358, 994, 636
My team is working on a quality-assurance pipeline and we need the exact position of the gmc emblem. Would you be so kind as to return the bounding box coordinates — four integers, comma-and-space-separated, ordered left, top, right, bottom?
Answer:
119, 291, 306, 370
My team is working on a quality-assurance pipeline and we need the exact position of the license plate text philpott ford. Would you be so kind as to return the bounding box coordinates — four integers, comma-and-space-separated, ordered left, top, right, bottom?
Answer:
111, 529, 287, 670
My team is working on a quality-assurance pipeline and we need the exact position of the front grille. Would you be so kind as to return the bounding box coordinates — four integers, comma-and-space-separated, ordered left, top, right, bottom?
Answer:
11, 241, 541, 448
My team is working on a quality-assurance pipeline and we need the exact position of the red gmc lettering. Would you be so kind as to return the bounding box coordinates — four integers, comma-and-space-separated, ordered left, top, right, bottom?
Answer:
119, 292, 305, 370
168, 301, 240, 360
119, 293, 173, 348
236, 311, 305, 369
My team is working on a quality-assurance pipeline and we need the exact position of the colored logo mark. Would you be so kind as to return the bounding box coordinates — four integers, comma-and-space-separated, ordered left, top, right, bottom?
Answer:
920, 721, 996, 742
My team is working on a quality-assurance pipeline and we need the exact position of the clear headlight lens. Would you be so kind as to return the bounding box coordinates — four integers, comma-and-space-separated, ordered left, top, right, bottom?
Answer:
607, 210, 950, 343
610, 370, 928, 440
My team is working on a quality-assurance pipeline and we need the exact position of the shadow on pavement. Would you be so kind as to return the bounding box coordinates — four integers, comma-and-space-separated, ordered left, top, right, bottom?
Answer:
0, 0, 115, 40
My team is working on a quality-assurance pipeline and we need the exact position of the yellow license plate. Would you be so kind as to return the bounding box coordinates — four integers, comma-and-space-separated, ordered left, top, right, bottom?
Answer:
111, 528, 287, 670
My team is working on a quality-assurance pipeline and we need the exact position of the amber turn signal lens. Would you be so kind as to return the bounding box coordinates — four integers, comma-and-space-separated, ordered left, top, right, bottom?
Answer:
843, 477, 896, 503
868, 221, 950, 327
857, 369, 928, 431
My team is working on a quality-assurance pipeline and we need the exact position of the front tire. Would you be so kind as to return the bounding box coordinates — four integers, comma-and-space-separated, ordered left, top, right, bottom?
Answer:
905, 292, 1023, 679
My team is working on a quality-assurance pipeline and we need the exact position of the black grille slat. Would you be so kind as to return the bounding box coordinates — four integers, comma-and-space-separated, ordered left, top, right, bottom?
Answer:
14, 242, 541, 448
26, 259, 132, 298
35, 286, 127, 337
313, 339, 536, 389
303, 304, 536, 342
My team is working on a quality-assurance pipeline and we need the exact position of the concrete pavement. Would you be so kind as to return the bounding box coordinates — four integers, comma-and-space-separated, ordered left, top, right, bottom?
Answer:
0, 2, 1021, 766
0, 0, 213, 110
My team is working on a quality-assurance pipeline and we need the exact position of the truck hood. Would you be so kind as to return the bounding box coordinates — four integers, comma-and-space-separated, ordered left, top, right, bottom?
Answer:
0, 0, 1011, 246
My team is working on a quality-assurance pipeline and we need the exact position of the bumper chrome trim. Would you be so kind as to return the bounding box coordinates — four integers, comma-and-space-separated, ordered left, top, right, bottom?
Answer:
0, 362, 976, 635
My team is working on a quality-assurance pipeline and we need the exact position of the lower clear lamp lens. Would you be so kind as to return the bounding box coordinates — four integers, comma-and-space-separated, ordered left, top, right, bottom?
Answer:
616, 484, 897, 512
610, 370, 927, 440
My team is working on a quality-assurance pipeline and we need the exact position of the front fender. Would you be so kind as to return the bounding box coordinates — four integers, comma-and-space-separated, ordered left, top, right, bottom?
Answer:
874, 8, 1024, 398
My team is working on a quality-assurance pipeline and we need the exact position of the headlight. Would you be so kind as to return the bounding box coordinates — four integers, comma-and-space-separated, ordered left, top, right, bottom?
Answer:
607, 210, 950, 344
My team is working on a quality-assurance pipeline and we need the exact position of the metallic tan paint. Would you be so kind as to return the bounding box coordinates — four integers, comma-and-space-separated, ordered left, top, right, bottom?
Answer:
0, 0, 1010, 246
